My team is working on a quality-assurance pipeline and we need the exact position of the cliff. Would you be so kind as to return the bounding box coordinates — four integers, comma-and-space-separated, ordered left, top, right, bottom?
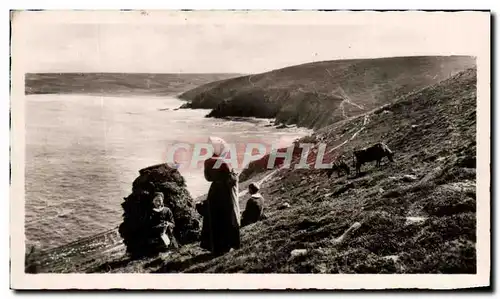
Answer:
179, 56, 476, 129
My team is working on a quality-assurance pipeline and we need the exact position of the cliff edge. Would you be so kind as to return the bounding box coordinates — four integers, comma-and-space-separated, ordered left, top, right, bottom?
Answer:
179, 56, 475, 129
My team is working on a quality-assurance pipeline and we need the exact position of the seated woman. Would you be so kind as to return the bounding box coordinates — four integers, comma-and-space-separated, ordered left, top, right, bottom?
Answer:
196, 200, 208, 217
241, 182, 267, 227
149, 192, 177, 249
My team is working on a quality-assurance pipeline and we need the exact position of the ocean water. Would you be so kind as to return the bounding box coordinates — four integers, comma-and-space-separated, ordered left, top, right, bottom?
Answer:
25, 94, 312, 250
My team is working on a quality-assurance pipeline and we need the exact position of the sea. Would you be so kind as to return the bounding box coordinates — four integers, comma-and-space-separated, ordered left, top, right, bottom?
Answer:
24, 94, 312, 250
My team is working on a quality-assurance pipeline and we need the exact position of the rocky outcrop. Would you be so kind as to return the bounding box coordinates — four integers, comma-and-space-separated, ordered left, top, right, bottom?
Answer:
206, 89, 283, 119
118, 163, 201, 258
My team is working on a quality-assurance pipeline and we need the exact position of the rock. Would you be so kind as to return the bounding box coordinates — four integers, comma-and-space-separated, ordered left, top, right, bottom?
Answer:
278, 202, 291, 210
457, 155, 476, 168
25, 244, 42, 273
405, 216, 427, 226
119, 163, 201, 258
402, 174, 418, 182
389, 175, 418, 182
290, 249, 308, 257
420, 166, 444, 184
311, 247, 328, 256
331, 222, 361, 245
382, 255, 400, 263
440, 181, 475, 194
332, 182, 354, 196
206, 91, 279, 119
315, 263, 328, 273
352, 222, 362, 229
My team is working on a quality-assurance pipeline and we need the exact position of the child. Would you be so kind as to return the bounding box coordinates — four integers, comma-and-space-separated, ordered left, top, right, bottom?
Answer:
241, 182, 266, 227
150, 192, 177, 248
196, 200, 208, 217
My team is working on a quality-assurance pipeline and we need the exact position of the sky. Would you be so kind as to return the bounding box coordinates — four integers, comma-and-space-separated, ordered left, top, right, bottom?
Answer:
14, 11, 487, 74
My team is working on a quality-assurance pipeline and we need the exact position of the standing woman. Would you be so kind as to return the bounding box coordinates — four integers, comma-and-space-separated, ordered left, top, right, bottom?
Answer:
199, 136, 241, 256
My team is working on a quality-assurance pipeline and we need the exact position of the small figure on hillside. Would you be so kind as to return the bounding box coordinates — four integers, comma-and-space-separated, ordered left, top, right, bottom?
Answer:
241, 182, 267, 227
149, 192, 178, 249
196, 200, 208, 217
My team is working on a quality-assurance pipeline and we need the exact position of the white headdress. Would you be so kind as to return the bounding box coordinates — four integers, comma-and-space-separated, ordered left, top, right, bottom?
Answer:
208, 136, 228, 157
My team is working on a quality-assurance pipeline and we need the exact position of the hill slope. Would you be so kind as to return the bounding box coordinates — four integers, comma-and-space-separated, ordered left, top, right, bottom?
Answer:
25, 73, 242, 96
179, 56, 475, 129
29, 67, 477, 274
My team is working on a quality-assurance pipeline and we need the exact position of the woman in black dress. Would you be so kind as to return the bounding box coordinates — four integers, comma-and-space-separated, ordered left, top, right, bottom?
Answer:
198, 137, 241, 256
149, 192, 176, 249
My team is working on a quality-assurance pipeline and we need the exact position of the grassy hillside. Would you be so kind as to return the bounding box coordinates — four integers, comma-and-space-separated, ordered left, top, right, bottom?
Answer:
25, 73, 242, 96
29, 67, 477, 274
179, 56, 476, 129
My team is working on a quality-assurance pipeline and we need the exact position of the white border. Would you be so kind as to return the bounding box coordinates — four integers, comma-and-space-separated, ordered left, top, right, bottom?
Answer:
8, 8, 491, 291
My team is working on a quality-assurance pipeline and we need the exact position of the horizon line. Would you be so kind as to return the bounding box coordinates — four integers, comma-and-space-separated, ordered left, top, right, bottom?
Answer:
23, 54, 476, 76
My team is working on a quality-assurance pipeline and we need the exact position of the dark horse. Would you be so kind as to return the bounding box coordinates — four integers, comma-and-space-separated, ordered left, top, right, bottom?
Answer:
353, 142, 394, 176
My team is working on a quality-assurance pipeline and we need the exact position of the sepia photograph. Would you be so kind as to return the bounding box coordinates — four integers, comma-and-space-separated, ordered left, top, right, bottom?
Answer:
9, 9, 490, 290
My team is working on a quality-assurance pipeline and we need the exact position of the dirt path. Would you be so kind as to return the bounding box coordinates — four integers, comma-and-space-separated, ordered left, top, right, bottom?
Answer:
248, 75, 255, 86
